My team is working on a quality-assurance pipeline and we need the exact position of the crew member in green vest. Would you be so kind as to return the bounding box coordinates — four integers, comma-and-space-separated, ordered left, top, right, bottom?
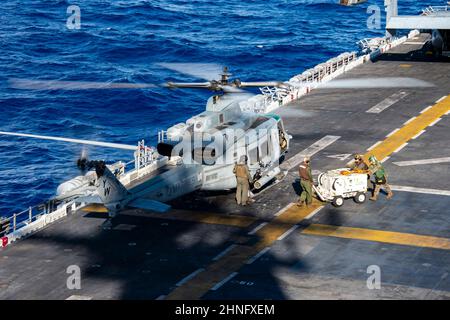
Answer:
368, 155, 393, 201
298, 156, 313, 207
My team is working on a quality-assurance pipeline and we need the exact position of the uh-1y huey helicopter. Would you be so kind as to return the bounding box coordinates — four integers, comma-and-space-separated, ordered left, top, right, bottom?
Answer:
2, 64, 292, 217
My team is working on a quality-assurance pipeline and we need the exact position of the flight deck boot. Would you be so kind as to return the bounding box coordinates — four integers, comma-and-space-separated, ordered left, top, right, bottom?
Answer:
386, 191, 394, 200
370, 185, 380, 201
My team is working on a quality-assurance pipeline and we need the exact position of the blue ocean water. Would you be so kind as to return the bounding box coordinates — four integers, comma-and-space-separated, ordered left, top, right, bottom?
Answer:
0, 0, 442, 216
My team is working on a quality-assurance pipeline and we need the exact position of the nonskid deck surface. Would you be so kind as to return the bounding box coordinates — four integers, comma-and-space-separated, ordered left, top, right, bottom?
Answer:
1, 36, 449, 300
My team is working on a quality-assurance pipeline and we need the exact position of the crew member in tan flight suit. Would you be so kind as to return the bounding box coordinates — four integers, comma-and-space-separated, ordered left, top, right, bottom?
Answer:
233, 156, 253, 206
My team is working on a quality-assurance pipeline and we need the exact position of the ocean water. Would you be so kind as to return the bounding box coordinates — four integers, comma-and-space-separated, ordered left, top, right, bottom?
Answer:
0, 0, 442, 216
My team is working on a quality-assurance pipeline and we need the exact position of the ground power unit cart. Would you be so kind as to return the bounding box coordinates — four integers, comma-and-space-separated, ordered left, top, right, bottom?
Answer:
313, 168, 368, 207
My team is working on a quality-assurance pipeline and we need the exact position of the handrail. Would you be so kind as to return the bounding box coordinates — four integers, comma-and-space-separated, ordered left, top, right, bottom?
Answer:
1, 199, 60, 238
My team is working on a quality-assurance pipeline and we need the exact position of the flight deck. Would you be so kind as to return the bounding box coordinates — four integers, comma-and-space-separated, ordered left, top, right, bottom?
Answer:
1, 34, 449, 300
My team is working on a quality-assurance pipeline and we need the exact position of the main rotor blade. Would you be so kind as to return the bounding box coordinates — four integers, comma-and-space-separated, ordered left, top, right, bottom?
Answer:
318, 77, 434, 89
165, 81, 212, 89
9, 79, 157, 90
157, 63, 223, 81
238, 81, 286, 88
287, 77, 434, 89
0, 131, 137, 150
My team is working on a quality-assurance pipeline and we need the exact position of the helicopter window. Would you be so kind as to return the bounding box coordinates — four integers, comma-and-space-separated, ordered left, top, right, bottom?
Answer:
248, 147, 258, 165
219, 114, 224, 123
259, 139, 269, 159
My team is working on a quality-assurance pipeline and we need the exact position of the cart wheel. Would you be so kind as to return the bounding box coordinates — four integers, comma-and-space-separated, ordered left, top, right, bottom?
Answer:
332, 196, 344, 207
354, 192, 367, 204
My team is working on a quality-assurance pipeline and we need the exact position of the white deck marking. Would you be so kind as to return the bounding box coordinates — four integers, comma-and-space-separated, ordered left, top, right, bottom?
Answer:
274, 203, 295, 217
366, 91, 408, 114
327, 153, 352, 161
436, 96, 446, 103
246, 247, 271, 265
393, 143, 408, 153
381, 156, 390, 163
386, 128, 400, 137
247, 222, 268, 235
390, 185, 450, 197
367, 141, 382, 151
305, 206, 324, 220
113, 224, 136, 231
210, 272, 238, 291
66, 295, 92, 300
212, 245, 237, 261
277, 225, 300, 241
412, 130, 426, 140
429, 118, 442, 127
404, 116, 417, 125
281, 135, 341, 170
393, 157, 450, 167
176, 268, 205, 287
420, 106, 433, 114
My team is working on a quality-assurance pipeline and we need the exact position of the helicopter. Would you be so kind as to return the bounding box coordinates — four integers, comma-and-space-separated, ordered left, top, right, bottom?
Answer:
1, 65, 292, 217
2, 62, 434, 217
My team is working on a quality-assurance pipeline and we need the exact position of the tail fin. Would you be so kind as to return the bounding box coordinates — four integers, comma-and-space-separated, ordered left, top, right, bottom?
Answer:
95, 162, 129, 208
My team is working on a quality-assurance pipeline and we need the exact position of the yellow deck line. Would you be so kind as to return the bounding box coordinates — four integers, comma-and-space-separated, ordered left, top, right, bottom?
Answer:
364, 95, 450, 161
302, 224, 450, 250
166, 201, 323, 300
121, 209, 257, 228
81, 204, 109, 213
165, 95, 450, 299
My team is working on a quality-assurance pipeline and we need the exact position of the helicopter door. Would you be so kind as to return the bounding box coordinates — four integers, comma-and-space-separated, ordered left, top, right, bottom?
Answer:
270, 128, 280, 162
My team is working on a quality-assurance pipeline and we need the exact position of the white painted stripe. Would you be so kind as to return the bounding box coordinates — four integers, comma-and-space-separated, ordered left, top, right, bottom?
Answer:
420, 106, 433, 114
275, 203, 295, 217
212, 245, 237, 261
393, 157, 450, 167
381, 156, 390, 163
412, 130, 426, 140
176, 268, 205, 287
386, 128, 400, 137
66, 295, 92, 300
246, 247, 271, 265
305, 206, 324, 220
429, 118, 442, 127
403, 116, 417, 125
211, 272, 238, 291
281, 135, 341, 170
247, 222, 268, 235
393, 143, 408, 153
155, 295, 166, 300
367, 141, 382, 151
436, 96, 446, 103
445, 110, 450, 116
277, 225, 299, 241
366, 91, 408, 114
390, 185, 450, 197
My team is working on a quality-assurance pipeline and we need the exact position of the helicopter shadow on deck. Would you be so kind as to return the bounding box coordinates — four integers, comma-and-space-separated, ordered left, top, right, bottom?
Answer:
4, 204, 317, 300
